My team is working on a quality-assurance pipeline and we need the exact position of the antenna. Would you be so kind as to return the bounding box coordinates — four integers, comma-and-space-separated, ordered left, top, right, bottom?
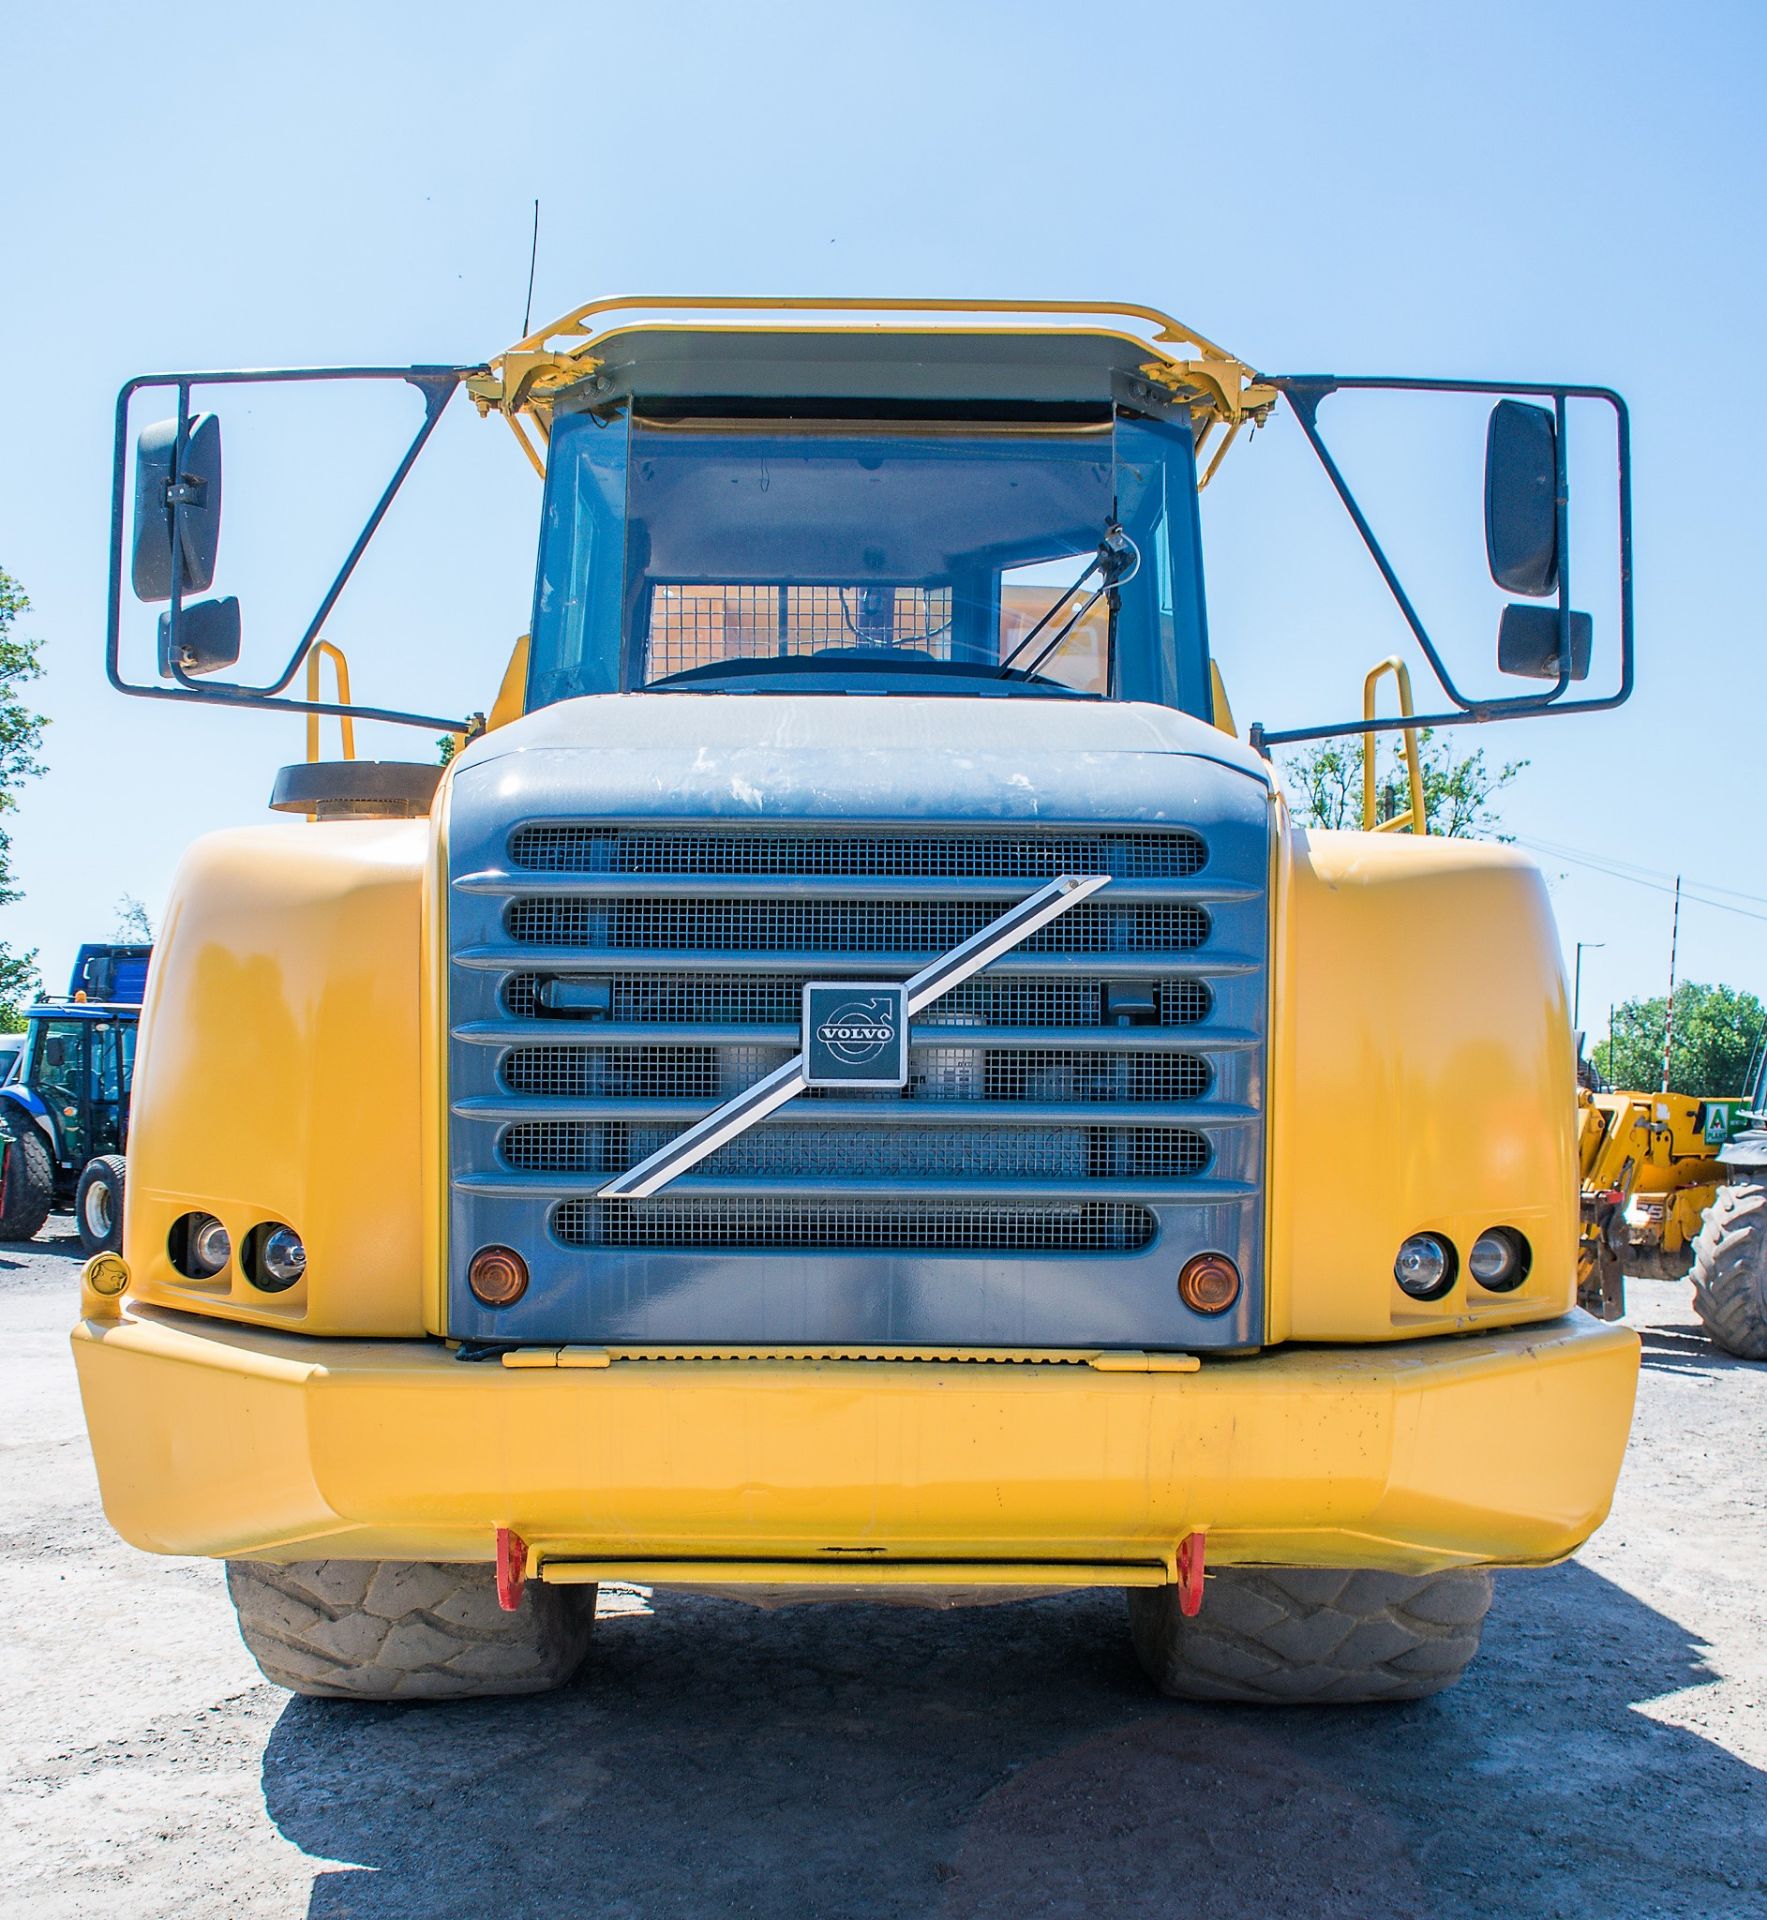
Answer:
521, 198, 540, 338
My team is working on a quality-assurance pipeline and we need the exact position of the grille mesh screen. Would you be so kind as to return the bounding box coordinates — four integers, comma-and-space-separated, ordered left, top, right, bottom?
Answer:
510, 824, 1206, 881
506, 897, 1209, 955
503, 1121, 1209, 1180
553, 1197, 1158, 1253
900, 1050, 1211, 1104
500, 1044, 1209, 1105
503, 1044, 792, 1101
503, 971, 1213, 1029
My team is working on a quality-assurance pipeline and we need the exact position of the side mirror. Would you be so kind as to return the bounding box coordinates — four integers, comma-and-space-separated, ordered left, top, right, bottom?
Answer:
1484, 400, 1558, 597
131, 413, 223, 602
42, 1037, 66, 1069
157, 596, 242, 677
1498, 603, 1591, 680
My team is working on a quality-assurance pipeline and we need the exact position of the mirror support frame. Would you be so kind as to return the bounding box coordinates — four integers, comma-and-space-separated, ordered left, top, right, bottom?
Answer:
1247, 375, 1632, 753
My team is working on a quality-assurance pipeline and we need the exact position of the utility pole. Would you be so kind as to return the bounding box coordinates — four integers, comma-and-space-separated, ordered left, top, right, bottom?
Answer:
1573, 941, 1604, 1034
1660, 875, 1682, 1094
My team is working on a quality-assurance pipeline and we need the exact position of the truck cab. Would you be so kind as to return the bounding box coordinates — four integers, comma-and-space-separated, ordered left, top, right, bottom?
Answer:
72, 301, 1640, 1705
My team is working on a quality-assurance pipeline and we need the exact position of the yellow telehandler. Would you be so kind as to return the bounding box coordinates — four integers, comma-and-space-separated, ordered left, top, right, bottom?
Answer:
73, 298, 1640, 1704
1576, 1083, 1737, 1318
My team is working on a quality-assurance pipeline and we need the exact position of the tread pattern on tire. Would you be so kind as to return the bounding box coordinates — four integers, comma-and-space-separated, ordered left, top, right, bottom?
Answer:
0, 1108, 54, 1242
1127, 1565, 1494, 1704
1689, 1178, 1767, 1361
226, 1558, 597, 1700
75, 1153, 126, 1254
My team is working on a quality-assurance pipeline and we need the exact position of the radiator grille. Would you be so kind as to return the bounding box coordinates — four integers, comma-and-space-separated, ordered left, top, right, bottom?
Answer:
553, 1197, 1159, 1253
506, 896, 1209, 955
505, 1121, 1210, 1181
456, 819, 1252, 1282
510, 824, 1206, 881
503, 972, 1213, 1029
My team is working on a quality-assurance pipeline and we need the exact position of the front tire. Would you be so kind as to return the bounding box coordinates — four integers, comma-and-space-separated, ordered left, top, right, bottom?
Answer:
0, 1108, 54, 1242
1127, 1565, 1494, 1704
1689, 1177, 1767, 1360
75, 1154, 126, 1254
226, 1559, 597, 1701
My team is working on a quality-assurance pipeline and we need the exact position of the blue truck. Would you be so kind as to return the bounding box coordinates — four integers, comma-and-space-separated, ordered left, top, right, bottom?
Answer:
0, 943, 149, 1251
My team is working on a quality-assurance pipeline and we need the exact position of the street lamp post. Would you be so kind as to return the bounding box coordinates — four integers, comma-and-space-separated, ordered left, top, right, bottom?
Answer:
1574, 941, 1605, 1034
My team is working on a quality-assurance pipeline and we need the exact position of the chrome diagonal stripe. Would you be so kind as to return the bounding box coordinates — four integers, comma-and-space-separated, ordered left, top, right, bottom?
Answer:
597, 872, 1112, 1201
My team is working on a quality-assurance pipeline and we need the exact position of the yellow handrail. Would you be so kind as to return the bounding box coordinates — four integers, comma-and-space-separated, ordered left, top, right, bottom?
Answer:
465, 295, 1280, 470
304, 641, 356, 764
1361, 657, 1427, 834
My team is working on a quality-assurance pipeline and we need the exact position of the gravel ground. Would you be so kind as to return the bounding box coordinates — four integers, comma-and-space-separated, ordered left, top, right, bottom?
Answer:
3, 1228, 1763, 1920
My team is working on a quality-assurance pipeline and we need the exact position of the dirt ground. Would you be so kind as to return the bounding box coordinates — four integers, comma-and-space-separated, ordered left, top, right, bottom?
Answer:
2, 1229, 1763, 1920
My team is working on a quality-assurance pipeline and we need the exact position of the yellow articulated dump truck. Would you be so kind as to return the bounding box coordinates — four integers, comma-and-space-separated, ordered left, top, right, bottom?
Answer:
77, 298, 1641, 1704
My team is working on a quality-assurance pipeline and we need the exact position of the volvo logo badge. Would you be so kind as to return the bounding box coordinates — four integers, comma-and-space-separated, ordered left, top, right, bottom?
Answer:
803, 982, 909, 1088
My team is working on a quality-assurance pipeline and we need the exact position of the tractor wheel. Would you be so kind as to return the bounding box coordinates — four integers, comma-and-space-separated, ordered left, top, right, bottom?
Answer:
225, 1558, 597, 1701
1127, 1565, 1494, 1704
1688, 1178, 1767, 1360
0, 1109, 54, 1242
74, 1154, 126, 1255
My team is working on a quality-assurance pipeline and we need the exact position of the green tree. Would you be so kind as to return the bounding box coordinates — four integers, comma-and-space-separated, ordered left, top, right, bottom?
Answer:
114, 894, 153, 942
1282, 728, 1526, 839
0, 570, 46, 1031
1596, 982, 1765, 1096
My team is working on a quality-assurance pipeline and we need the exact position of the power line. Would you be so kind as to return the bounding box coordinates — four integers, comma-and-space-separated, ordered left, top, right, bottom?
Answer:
1514, 837, 1767, 926
1517, 834, 1767, 911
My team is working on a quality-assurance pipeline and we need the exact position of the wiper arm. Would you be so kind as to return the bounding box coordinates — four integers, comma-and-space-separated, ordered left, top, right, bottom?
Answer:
997, 525, 1140, 680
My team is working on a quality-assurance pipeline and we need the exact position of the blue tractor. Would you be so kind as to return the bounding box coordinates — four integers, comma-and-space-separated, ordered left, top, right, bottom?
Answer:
0, 944, 150, 1251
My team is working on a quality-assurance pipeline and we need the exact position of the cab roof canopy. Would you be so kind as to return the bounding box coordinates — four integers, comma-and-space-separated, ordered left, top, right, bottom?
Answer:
465, 297, 1276, 475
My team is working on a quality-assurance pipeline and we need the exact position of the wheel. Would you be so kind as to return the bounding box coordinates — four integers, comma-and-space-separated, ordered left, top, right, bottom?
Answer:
74, 1154, 126, 1254
1689, 1177, 1767, 1360
0, 1107, 54, 1242
1127, 1565, 1494, 1704
226, 1559, 597, 1701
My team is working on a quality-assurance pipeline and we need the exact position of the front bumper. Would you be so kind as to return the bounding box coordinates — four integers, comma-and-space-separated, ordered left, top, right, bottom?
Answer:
70, 1306, 1638, 1582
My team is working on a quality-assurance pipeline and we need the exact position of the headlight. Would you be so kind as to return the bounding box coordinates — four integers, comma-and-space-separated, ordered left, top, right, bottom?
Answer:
246, 1223, 306, 1292
1394, 1232, 1456, 1300
170, 1211, 231, 1280
1468, 1227, 1530, 1292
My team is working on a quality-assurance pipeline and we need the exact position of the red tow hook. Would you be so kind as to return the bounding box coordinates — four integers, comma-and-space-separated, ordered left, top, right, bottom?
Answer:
496, 1526, 529, 1612
1177, 1531, 1207, 1617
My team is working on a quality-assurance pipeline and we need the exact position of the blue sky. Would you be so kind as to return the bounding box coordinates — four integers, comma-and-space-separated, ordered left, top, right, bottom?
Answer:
1, 0, 1762, 1033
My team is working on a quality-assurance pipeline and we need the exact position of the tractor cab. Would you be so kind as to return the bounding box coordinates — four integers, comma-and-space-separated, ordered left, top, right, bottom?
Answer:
0, 943, 150, 1251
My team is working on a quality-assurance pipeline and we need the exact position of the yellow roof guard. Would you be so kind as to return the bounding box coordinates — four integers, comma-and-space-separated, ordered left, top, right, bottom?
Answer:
464, 295, 1279, 477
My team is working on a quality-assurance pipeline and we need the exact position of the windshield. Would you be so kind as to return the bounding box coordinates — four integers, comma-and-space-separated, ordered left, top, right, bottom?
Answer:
528, 410, 1208, 711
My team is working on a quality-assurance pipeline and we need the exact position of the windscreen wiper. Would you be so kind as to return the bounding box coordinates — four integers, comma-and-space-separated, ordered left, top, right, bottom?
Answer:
997, 525, 1139, 680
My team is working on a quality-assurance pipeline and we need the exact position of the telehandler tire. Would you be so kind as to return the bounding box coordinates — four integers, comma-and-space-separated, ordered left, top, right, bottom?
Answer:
75, 1154, 126, 1254
1127, 1565, 1493, 1704
226, 1559, 597, 1701
0, 1110, 54, 1242
1688, 1177, 1767, 1360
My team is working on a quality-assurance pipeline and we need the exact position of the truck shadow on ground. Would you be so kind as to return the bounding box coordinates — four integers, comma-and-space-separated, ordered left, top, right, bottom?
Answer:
260, 1559, 1766, 1920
